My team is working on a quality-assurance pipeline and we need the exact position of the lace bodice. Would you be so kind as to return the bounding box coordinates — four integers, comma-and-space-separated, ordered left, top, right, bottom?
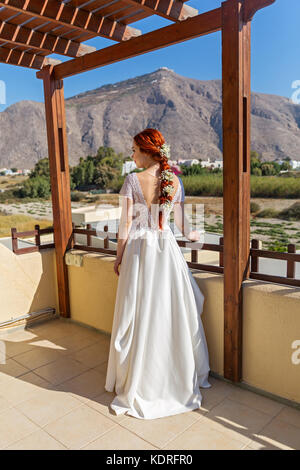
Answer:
119, 172, 184, 232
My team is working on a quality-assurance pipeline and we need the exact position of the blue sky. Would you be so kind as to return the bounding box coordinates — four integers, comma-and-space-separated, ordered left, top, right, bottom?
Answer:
0, 0, 298, 111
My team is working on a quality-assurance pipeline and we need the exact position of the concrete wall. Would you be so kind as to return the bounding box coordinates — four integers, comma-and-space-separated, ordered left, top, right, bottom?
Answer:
0, 243, 59, 323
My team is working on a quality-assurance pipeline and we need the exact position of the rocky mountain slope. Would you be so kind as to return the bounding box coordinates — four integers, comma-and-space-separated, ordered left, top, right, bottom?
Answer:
0, 67, 299, 169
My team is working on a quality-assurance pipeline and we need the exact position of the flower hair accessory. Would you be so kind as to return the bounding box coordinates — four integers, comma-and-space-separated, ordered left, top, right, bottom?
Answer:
159, 143, 170, 160
160, 168, 175, 211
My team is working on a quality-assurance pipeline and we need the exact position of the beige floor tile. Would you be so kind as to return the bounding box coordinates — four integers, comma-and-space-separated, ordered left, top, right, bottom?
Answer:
203, 398, 274, 443
0, 357, 31, 379
0, 371, 51, 406
4, 429, 67, 450
82, 425, 157, 450
55, 368, 106, 402
225, 386, 285, 417
15, 387, 83, 427
71, 341, 109, 368
33, 356, 89, 385
27, 320, 80, 341
0, 328, 37, 342
0, 395, 13, 414
195, 378, 234, 413
253, 416, 300, 450
0, 329, 38, 358
93, 361, 108, 375
48, 331, 104, 356
85, 391, 130, 424
274, 405, 300, 429
162, 418, 247, 450
0, 371, 16, 385
43, 403, 117, 449
12, 346, 62, 371
0, 407, 39, 449
243, 438, 286, 450
120, 409, 203, 448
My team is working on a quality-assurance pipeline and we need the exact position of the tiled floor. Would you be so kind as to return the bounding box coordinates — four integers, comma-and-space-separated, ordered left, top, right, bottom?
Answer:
0, 318, 299, 450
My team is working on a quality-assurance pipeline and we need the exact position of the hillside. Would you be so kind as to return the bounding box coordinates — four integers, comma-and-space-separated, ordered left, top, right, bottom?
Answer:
0, 67, 299, 169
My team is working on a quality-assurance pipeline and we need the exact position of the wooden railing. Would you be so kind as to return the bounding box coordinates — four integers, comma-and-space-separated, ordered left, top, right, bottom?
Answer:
11, 224, 300, 287
11, 225, 54, 255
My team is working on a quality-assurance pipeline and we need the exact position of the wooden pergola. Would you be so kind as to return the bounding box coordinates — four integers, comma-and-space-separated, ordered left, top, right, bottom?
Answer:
1, 0, 275, 382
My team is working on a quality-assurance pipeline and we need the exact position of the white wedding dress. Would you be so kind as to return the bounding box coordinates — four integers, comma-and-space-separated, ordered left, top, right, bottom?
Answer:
104, 171, 211, 419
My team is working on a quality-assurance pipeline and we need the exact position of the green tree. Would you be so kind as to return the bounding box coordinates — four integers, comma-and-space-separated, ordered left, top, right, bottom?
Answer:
181, 163, 205, 176
280, 161, 292, 171
250, 151, 262, 174
94, 163, 119, 189
29, 158, 50, 178
17, 176, 50, 199
252, 166, 262, 176
261, 163, 277, 176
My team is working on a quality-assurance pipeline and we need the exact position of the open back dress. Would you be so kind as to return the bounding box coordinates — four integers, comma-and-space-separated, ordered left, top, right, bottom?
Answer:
104, 171, 211, 419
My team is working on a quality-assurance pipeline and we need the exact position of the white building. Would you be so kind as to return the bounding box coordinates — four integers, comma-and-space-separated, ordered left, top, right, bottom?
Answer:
291, 160, 300, 170
200, 157, 223, 169
277, 159, 300, 170
179, 159, 199, 167
122, 161, 137, 175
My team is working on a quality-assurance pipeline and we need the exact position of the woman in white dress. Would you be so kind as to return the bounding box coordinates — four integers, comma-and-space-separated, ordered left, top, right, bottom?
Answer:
105, 128, 211, 419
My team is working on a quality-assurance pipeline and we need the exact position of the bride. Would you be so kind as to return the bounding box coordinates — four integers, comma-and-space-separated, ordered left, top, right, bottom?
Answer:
104, 128, 211, 420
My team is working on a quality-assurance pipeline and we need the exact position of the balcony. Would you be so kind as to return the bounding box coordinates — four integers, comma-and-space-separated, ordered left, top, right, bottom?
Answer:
0, 239, 300, 450
0, 316, 300, 450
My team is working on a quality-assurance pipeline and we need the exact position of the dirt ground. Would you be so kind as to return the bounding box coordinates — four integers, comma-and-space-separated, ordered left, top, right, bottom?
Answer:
1, 194, 299, 248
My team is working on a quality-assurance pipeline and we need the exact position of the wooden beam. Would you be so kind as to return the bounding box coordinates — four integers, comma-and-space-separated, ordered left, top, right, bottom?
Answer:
0, 44, 61, 68
49, 8, 222, 80
122, 0, 198, 22
0, 20, 96, 57
0, 0, 141, 42
244, 0, 276, 22
222, 0, 251, 382
39, 64, 73, 318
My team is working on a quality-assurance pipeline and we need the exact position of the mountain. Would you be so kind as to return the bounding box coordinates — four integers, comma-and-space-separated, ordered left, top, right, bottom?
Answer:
0, 67, 299, 169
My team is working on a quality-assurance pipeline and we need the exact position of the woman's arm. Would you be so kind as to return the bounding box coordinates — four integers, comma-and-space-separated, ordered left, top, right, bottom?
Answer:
173, 201, 191, 238
173, 201, 200, 241
114, 196, 133, 275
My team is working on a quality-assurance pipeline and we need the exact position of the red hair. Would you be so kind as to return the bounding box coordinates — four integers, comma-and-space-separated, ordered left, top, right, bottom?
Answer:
133, 128, 175, 230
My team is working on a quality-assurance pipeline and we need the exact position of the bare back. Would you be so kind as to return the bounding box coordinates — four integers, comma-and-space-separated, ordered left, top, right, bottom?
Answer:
136, 171, 180, 210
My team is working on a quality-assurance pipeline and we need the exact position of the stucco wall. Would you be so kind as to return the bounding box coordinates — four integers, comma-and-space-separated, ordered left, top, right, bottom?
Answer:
0, 244, 59, 323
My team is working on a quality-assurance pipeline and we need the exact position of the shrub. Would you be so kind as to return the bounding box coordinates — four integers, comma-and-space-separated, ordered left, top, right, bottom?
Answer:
278, 202, 300, 221
71, 191, 86, 202
250, 202, 260, 213
256, 208, 279, 218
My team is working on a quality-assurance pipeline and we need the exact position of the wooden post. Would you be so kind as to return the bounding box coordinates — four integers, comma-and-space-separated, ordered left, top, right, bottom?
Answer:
36, 65, 72, 318
222, 0, 251, 382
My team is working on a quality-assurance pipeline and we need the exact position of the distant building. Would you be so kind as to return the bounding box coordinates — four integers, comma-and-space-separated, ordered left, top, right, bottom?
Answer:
0, 167, 31, 176
179, 159, 199, 167
122, 161, 137, 175
200, 157, 223, 169
291, 160, 300, 170
213, 159, 223, 169
277, 159, 300, 170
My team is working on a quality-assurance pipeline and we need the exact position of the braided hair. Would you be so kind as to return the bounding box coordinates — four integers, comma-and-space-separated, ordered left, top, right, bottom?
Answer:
133, 128, 175, 230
